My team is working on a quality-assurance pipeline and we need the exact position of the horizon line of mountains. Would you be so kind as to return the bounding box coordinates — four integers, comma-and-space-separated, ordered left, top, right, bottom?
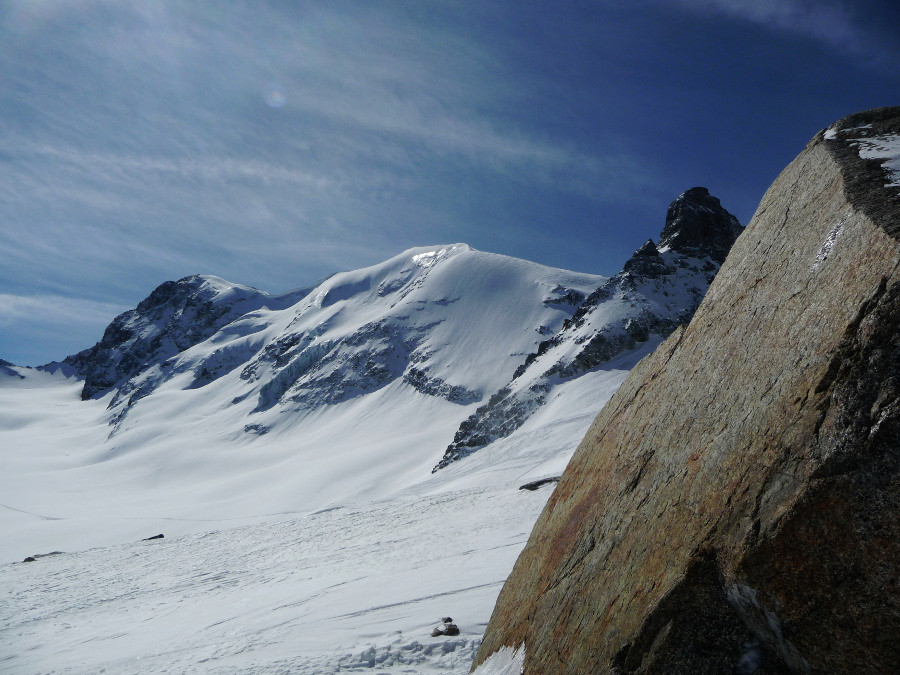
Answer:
10, 186, 743, 471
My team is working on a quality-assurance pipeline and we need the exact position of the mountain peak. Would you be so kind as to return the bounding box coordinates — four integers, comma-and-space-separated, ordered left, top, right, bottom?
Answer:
402, 243, 472, 268
64, 275, 272, 400
658, 186, 743, 264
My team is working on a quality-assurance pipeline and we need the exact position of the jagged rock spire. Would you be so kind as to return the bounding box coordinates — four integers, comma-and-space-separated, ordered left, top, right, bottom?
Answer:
659, 186, 743, 264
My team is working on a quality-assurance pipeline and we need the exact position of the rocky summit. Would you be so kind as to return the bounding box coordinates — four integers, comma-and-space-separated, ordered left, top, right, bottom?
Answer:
658, 186, 743, 264
474, 107, 900, 673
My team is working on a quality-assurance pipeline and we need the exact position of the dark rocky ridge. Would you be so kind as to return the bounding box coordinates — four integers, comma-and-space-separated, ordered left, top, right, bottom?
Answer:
434, 188, 742, 471
61, 276, 275, 401
659, 186, 743, 264
474, 107, 900, 673
821, 106, 900, 237
0, 359, 25, 379
54, 276, 313, 430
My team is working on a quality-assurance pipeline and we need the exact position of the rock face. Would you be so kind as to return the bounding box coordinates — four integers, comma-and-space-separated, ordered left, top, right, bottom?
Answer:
434, 188, 742, 471
658, 186, 743, 264
474, 107, 900, 673
61, 275, 292, 400
0, 359, 25, 379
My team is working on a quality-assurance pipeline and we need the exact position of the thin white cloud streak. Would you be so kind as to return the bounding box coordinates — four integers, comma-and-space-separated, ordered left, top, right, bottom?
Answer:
5, 141, 336, 191
0, 0, 664, 356
669, 0, 897, 66
33, 1, 654, 200
0, 293, 126, 328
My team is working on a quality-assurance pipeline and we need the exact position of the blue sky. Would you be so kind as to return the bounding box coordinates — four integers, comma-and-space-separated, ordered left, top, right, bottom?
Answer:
2, 0, 898, 365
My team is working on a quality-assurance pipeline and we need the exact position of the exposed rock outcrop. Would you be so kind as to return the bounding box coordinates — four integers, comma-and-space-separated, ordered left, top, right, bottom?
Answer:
658, 186, 743, 264
474, 107, 900, 673
0, 359, 25, 379
432, 618, 461, 637
60, 276, 288, 400
434, 188, 742, 471
519, 476, 560, 492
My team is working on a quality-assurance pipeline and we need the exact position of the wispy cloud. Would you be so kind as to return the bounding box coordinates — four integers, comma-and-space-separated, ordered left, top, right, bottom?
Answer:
0, 0, 661, 330
0, 294, 128, 365
0, 294, 126, 327
669, 0, 898, 67
6, 0, 891, 366
4, 140, 337, 191
1, 1, 645, 199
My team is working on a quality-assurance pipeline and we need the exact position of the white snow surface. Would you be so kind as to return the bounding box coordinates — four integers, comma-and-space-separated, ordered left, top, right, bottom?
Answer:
824, 123, 900, 188
471, 644, 525, 674
0, 245, 653, 672
854, 133, 900, 187
823, 123, 871, 141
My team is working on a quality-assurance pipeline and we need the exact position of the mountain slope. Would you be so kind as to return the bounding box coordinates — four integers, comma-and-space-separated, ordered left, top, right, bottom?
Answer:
2, 244, 604, 556
58, 275, 307, 401
2, 191, 741, 562
435, 188, 742, 470
0, 245, 618, 673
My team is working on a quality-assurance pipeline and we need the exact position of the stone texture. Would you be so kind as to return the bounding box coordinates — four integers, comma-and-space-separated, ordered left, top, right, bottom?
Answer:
62, 276, 269, 400
474, 107, 900, 673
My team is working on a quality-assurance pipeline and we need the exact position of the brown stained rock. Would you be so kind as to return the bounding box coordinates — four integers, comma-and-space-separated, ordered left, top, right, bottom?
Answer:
473, 107, 900, 674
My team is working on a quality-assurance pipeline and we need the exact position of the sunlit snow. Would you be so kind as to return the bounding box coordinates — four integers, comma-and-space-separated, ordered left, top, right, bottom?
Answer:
472, 644, 525, 674
854, 133, 900, 187
0, 245, 649, 672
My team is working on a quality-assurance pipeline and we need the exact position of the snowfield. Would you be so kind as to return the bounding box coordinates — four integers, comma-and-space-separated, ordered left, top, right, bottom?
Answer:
1, 246, 607, 557
1, 245, 670, 672
0, 351, 648, 673
2, 483, 543, 673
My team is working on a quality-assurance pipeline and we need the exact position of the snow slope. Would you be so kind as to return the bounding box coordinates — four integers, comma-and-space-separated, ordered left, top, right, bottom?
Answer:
0, 231, 728, 671
2, 245, 604, 557
1, 351, 648, 672
434, 188, 742, 469
1, 477, 548, 673
0, 328, 648, 674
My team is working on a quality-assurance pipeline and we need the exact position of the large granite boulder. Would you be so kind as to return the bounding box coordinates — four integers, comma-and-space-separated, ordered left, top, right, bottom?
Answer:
474, 107, 900, 673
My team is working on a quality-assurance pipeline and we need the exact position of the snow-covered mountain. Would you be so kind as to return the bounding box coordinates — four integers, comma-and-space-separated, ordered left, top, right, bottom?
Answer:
435, 187, 742, 469
4, 244, 608, 554
1, 190, 741, 672
53, 244, 603, 440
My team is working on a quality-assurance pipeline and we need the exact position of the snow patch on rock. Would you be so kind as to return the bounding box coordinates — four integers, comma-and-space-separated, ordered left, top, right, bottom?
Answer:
472, 643, 525, 674
853, 133, 900, 187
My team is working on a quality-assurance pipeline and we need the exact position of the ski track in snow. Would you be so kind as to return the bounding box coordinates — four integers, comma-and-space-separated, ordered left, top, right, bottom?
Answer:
1, 486, 547, 673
